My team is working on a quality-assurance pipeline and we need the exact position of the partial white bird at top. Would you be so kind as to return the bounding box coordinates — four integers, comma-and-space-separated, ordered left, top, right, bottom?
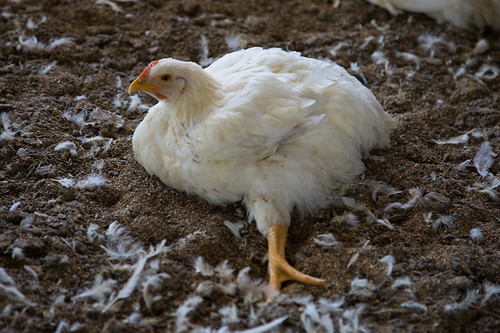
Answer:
128, 47, 396, 298
366, 0, 500, 30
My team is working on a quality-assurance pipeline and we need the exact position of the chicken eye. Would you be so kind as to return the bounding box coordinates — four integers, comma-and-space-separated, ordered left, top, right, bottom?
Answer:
161, 74, 171, 81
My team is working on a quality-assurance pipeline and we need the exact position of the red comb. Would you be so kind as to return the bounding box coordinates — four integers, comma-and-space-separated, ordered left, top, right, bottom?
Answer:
139, 60, 159, 78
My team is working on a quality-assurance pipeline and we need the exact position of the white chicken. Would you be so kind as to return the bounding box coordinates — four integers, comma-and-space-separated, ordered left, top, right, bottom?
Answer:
128, 47, 396, 295
366, 0, 500, 30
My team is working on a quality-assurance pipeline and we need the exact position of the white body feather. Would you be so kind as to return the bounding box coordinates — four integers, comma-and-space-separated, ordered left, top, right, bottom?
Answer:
367, 0, 500, 30
132, 48, 396, 235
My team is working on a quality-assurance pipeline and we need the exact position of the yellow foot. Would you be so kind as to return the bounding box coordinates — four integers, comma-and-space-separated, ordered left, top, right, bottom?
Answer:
266, 224, 325, 297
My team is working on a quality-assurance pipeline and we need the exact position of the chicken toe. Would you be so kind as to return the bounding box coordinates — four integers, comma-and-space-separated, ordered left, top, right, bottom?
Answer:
266, 224, 325, 295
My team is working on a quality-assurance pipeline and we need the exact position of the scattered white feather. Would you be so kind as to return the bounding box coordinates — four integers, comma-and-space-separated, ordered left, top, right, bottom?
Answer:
76, 174, 107, 188
451, 67, 466, 80
401, 300, 427, 312
113, 96, 125, 108
85, 222, 170, 312
431, 215, 456, 233
87, 224, 101, 242
236, 267, 274, 302
329, 42, 349, 57
220, 282, 240, 297
371, 19, 389, 32
236, 316, 288, 333
54, 141, 77, 155
444, 289, 480, 312
475, 64, 499, 80
372, 183, 400, 202
128, 94, 149, 111
40, 60, 57, 75
302, 302, 321, 324
469, 175, 500, 200
379, 255, 396, 276
103, 254, 148, 312
19, 215, 35, 228
26, 16, 46, 29
482, 283, 500, 305
81, 135, 105, 144
1, 113, 16, 141
418, 33, 448, 57
0, 283, 34, 306
63, 109, 87, 129
474, 141, 493, 178
143, 273, 170, 310
430, 171, 437, 181
123, 312, 142, 325
115, 75, 122, 88
301, 302, 334, 333
172, 295, 203, 333
360, 36, 374, 49
20, 215, 34, 228
341, 196, 357, 209
16, 148, 28, 157
421, 212, 432, 224
194, 280, 218, 297
56, 177, 74, 188
288, 294, 313, 306
332, 212, 359, 228
214, 260, 235, 282
351, 278, 377, 291
49, 37, 74, 48
175, 230, 206, 250
469, 228, 483, 243
349, 62, 367, 84
434, 133, 469, 145
396, 51, 420, 70
434, 128, 482, 145
318, 297, 345, 314
383, 188, 421, 212
11, 247, 24, 259
55, 321, 69, 333
314, 233, 340, 247
9, 201, 21, 212
70, 322, 85, 331
225, 35, 247, 51
23, 265, 38, 279
371, 50, 393, 75
338, 304, 367, 333
192, 256, 214, 276
223, 221, 244, 239
392, 277, 412, 289
219, 304, 239, 324
95, 0, 123, 12
473, 39, 490, 54
92, 160, 105, 172
17, 34, 44, 50
347, 240, 369, 268
456, 159, 472, 171
102, 221, 144, 260
199, 35, 214, 67
0, 267, 15, 285
376, 218, 394, 230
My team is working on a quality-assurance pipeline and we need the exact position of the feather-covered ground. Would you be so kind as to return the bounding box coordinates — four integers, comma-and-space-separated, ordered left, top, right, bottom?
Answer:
1, 0, 499, 332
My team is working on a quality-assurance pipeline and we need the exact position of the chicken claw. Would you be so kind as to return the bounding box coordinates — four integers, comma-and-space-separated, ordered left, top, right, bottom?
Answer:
266, 224, 325, 296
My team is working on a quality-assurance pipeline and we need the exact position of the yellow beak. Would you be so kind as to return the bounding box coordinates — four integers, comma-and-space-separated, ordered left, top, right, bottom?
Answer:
128, 77, 160, 94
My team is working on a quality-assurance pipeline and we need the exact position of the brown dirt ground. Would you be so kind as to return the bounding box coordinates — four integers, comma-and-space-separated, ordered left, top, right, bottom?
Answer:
1, 0, 499, 332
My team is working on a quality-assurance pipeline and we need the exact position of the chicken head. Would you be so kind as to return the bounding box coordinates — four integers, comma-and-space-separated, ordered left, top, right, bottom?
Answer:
128, 60, 186, 101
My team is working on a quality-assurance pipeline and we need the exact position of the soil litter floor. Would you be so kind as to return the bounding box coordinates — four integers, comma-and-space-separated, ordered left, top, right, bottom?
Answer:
0, 0, 499, 332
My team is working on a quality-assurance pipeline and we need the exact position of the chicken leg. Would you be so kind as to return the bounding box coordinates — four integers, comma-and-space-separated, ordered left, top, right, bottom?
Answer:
266, 224, 325, 294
